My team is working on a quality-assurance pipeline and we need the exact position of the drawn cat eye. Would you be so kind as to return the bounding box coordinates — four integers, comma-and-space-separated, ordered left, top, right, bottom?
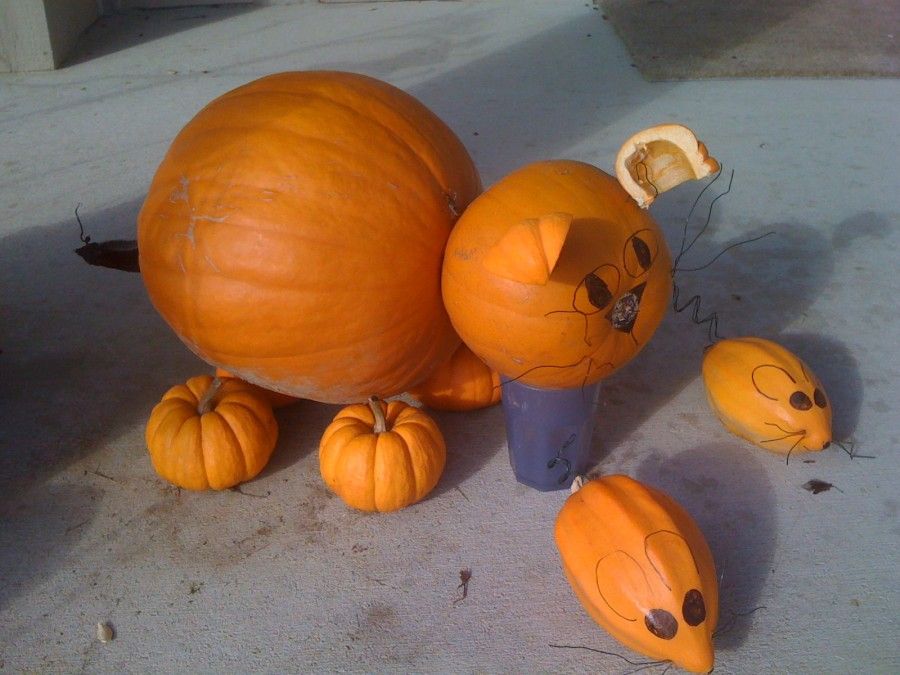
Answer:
789, 391, 812, 411
682, 589, 706, 626
814, 388, 827, 408
573, 264, 620, 314
624, 229, 659, 278
645, 608, 678, 640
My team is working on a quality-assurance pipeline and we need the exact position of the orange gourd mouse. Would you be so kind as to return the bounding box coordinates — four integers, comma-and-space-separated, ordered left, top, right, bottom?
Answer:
555, 475, 718, 673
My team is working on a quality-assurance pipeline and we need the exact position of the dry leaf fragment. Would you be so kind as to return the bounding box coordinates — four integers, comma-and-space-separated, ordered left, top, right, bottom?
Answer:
802, 479, 842, 494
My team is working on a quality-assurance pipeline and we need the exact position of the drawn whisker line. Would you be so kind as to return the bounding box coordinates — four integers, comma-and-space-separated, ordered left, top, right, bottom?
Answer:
548, 643, 664, 668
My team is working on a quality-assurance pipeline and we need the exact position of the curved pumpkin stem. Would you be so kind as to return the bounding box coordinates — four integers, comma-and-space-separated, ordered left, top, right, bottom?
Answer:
198, 377, 224, 415
570, 474, 585, 494
368, 396, 388, 433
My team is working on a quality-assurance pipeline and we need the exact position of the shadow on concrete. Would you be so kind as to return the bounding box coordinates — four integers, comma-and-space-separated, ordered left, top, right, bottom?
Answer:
778, 333, 862, 443
0, 197, 203, 499
66, 5, 259, 68
430, 405, 507, 498
635, 444, 777, 651
327, 12, 674, 180
591, 209, 852, 462
0, 483, 102, 611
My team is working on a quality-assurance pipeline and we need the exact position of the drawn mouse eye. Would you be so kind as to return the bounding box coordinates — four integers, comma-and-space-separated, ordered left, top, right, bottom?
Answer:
624, 229, 659, 278
644, 608, 678, 640
814, 388, 827, 408
682, 589, 706, 626
789, 391, 812, 411
573, 264, 620, 314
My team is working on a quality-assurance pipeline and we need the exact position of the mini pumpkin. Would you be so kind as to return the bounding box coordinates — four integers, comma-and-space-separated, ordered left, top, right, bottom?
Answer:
702, 337, 832, 455
555, 475, 718, 673
145, 375, 278, 490
319, 397, 446, 512
138, 71, 481, 404
408, 343, 501, 411
215, 367, 299, 408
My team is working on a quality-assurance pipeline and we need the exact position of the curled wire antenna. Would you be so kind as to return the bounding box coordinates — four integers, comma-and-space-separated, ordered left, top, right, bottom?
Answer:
669, 167, 774, 344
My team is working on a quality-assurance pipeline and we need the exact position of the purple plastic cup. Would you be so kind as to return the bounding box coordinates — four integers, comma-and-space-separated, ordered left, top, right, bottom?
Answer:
500, 378, 602, 491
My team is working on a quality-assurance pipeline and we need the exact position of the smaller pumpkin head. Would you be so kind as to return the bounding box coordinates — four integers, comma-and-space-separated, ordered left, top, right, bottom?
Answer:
442, 161, 674, 388
145, 375, 278, 490
408, 343, 501, 411
319, 397, 446, 512
555, 475, 718, 673
702, 337, 832, 455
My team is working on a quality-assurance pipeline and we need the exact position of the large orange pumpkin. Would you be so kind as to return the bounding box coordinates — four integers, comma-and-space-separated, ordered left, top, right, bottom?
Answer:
442, 160, 672, 388
555, 475, 718, 673
138, 71, 481, 404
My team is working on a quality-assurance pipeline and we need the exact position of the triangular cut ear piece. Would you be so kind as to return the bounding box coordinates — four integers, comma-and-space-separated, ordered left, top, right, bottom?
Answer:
482, 212, 572, 285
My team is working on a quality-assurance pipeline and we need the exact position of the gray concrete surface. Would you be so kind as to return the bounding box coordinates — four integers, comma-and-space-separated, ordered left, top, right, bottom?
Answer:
1, 1, 898, 672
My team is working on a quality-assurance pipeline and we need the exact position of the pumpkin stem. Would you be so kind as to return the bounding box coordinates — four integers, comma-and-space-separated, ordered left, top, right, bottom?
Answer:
368, 396, 388, 433
570, 474, 585, 494
198, 377, 224, 415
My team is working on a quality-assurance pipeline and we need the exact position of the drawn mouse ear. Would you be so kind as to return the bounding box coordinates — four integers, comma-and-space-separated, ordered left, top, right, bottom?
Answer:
482, 212, 572, 285
751, 364, 797, 401
644, 530, 699, 592
595, 550, 652, 622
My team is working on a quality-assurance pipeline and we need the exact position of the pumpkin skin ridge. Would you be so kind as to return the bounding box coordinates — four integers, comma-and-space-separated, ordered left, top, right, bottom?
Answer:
147, 404, 205, 488
155, 96, 468, 246
211, 72, 482, 198
209, 403, 268, 482
389, 410, 446, 502
140, 130, 457, 264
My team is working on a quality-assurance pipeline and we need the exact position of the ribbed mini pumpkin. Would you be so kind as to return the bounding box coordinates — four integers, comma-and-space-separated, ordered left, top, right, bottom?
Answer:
138, 71, 481, 404
408, 343, 501, 411
555, 475, 718, 673
145, 375, 278, 490
319, 397, 446, 512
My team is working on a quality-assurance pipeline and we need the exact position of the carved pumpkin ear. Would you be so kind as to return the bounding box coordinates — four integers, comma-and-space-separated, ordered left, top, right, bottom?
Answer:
482, 212, 572, 285
594, 550, 652, 622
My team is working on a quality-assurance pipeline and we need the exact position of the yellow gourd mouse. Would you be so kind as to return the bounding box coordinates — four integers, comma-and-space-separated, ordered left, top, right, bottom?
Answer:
702, 337, 832, 457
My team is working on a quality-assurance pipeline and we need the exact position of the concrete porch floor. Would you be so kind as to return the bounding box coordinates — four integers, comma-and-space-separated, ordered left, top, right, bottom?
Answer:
1, 1, 898, 672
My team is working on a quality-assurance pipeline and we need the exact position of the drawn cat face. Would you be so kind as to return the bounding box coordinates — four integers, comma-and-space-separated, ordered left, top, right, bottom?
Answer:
442, 160, 672, 389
